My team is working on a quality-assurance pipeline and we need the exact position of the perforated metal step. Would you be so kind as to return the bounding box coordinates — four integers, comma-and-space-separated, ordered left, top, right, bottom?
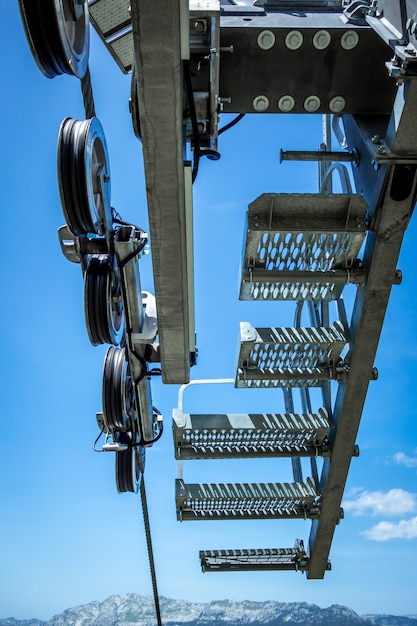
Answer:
199, 539, 330, 573
240, 193, 367, 301
88, 0, 133, 73
236, 321, 347, 388
200, 546, 307, 572
172, 408, 331, 459
176, 478, 319, 521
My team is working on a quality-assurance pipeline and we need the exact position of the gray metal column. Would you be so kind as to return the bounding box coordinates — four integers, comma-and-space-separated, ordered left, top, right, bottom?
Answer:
130, 0, 194, 383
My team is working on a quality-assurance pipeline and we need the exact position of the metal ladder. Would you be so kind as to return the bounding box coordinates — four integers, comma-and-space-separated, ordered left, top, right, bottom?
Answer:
173, 139, 367, 572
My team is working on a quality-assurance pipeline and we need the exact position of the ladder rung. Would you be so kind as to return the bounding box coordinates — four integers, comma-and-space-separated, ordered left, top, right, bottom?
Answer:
199, 539, 326, 573
236, 322, 347, 388
176, 478, 319, 521
88, 0, 133, 72
240, 193, 367, 301
172, 408, 331, 459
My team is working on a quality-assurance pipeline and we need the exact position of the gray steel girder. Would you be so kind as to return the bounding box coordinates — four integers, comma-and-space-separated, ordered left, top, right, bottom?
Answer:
130, 0, 194, 384
307, 81, 417, 579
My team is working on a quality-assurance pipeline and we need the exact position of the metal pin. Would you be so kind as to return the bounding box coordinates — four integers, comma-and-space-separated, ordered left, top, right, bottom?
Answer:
280, 149, 359, 165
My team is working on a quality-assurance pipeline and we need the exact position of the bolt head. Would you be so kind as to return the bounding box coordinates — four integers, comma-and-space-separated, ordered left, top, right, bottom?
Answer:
253, 95, 269, 112
257, 30, 275, 50
193, 20, 206, 33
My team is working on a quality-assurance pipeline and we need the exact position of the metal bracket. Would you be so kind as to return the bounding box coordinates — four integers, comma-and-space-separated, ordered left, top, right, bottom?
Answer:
366, 138, 417, 165
57, 225, 81, 264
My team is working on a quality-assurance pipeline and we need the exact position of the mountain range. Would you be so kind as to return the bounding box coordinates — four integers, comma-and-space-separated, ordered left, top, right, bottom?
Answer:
1, 595, 416, 626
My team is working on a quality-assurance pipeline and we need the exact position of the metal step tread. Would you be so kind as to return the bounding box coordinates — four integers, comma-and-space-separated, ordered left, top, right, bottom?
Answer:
236, 321, 347, 388
240, 193, 367, 301
199, 540, 315, 572
176, 477, 319, 520
173, 408, 331, 459
88, 0, 133, 73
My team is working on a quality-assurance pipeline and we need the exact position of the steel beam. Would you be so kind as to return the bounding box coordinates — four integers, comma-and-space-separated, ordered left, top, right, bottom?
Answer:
130, 0, 193, 383
307, 81, 417, 578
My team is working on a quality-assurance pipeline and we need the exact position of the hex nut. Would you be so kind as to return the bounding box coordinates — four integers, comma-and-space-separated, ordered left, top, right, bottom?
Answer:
257, 30, 275, 50
313, 30, 331, 50
304, 95, 321, 112
341, 30, 359, 50
285, 30, 303, 50
253, 95, 270, 112
329, 96, 346, 113
278, 95, 295, 112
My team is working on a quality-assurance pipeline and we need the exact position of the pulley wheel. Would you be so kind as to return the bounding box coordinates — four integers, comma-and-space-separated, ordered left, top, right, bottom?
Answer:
115, 432, 143, 494
129, 64, 142, 142
58, 117, 110, 235
102, 347, 135, 432
18, 0, 89, 78
85, 255, 124, 346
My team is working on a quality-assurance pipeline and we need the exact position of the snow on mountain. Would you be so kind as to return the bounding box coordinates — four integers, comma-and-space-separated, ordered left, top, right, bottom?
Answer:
1, 595, 417, 626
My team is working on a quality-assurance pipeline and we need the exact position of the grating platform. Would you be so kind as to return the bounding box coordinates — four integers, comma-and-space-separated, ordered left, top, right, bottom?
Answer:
240, 193, 367, 301
88, 0, 133, 73
236, 321, 347, 388
172, 408, 331, 459
199, 540, 331, 573
176, 477, 319, 521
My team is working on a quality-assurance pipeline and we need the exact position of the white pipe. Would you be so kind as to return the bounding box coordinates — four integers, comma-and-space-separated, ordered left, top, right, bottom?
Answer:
177, 378, 235, 413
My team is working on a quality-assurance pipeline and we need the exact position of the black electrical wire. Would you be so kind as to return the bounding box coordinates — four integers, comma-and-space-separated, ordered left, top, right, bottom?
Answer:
183, 60, 201, 183
218, 113, 245, 135
92, 428, 105, 452
140, 476, 162, 626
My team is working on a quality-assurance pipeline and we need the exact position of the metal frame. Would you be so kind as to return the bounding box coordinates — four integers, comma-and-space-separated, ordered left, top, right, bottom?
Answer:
85, 0, 417, 577
130, 0, 195, 384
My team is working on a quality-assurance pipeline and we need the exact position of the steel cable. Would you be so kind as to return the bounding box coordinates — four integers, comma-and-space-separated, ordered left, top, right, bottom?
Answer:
140, 475, 162, 626
81, 67, 96, 118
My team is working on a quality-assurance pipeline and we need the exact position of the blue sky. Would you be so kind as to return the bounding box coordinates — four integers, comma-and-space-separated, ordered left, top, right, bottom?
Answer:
1, 2, 416, 621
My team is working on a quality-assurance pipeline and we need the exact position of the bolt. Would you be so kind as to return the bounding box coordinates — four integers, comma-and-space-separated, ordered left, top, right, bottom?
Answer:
371, 367, 378, 380
193, 20, 206, 34
371, 134, 380, 144
406, 18, 414, 31
253, 95, 269, 112
258, 30, 275, 50
261, 33, 273, 47
371, 160, 380, 171
218, 97, 232, 112
377, 145, 387, 154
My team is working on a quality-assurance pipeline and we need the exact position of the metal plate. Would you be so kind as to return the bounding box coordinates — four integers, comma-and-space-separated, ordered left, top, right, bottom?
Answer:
218, 14, 396, 114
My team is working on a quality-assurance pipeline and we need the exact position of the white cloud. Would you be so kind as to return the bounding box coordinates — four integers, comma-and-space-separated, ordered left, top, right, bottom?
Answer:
361, 516, 417, 541
343, 488, 417, 517
393, 450, 417, 468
